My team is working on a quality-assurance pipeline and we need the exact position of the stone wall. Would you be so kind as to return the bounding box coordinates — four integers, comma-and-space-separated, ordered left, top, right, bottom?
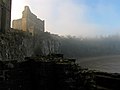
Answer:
12, 19, 22, 30
0, 0, 11, 33
0, 59, 68, 90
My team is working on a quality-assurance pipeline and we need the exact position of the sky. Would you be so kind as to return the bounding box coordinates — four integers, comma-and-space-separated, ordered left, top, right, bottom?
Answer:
11, 0, 120, 37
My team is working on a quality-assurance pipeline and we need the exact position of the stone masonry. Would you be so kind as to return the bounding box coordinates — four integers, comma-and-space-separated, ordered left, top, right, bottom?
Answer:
0, 0, 11, 33
12, 6, 45, 36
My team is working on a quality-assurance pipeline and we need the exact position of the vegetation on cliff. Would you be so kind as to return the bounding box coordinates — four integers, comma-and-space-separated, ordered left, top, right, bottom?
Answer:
34, 32, 120, 59
60, 35, 120, 58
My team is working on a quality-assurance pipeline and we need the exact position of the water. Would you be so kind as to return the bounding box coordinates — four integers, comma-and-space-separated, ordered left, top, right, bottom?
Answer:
77, 55, 120, 73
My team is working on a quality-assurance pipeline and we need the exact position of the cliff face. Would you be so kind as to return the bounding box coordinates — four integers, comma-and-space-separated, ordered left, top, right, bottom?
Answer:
0, 29, 61, 61
0, 29, 34, 61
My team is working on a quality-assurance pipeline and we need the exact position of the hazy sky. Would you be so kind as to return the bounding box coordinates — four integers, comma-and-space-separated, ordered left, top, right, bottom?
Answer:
11, 0, 120, 37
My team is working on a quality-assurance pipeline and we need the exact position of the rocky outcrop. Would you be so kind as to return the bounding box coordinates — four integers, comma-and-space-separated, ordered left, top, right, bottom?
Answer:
0, 56, 96, 90
0, 29, 61, 61
0, 29, 33, 61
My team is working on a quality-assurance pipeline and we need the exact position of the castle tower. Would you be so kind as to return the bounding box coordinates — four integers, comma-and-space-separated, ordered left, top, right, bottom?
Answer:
22, 6, 30, 32
12, 6, 44, 36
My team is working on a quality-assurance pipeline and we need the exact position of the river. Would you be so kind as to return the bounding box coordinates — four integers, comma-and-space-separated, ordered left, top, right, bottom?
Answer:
77, 55, 120, 73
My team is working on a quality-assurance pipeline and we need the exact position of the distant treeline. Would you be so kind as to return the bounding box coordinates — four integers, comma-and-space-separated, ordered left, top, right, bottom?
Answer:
60, 35, 120, 58
34, 32, 120, 58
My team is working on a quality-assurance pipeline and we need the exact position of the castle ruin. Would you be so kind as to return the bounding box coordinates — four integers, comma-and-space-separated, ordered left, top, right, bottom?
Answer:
0, 0, 11, 33
12, 6, 44, 36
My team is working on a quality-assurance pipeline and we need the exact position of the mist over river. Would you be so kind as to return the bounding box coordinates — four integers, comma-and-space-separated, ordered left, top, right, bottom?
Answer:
77, 55, 120, 73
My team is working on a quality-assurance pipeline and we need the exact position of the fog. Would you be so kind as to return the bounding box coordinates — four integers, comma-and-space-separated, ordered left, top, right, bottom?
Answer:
60, 34, 120, 58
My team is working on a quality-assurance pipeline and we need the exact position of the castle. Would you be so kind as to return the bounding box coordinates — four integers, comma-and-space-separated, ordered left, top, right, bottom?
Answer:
12, 6, 45, 36
0, 1, 60, 61
0, 0, 11, 33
